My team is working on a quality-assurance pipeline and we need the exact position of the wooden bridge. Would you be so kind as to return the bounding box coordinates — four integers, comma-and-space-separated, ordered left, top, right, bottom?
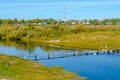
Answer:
19, 49, 119, 60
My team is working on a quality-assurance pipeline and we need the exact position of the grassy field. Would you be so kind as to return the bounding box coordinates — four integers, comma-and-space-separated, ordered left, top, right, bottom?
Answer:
29, 31, 120, 50
0, 54, 87, 80
48, 25, 119, 50
0, 25, 120, 50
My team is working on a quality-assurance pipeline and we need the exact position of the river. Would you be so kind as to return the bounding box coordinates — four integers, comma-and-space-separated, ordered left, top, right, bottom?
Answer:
0, 41, 120, 80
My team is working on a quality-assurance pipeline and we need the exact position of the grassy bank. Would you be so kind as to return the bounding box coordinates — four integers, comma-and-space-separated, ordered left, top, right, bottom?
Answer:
27, 31, 120, 50
0, 25, 120, 50
0, 54, 86, 80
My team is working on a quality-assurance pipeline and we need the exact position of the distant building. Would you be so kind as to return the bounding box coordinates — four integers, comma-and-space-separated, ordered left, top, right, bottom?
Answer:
71, 22, 77, 25
42, 22, 47, 25
29, 22, 36, 25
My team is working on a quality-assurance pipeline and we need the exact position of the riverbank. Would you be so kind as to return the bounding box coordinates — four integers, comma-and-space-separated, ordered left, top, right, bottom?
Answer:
0, 54, 87, 80
0, 25, 120, 50
27, 31, 120, 50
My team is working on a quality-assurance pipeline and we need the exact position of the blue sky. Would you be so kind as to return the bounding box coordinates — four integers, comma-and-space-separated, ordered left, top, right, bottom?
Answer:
0, 0, 120, 20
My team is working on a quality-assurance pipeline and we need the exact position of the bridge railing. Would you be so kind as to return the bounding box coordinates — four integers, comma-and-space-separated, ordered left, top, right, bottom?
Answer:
18, 49, 119, 60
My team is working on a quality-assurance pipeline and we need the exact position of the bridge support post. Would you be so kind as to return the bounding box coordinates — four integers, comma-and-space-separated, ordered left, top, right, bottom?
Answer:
48, 54, 51, 59
35, 55, 37, 60
86, 52, 88, 55
73, 53, 76, 56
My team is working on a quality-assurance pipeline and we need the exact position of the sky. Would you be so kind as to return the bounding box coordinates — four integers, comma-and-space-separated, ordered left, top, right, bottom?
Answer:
0, 0, 120, 20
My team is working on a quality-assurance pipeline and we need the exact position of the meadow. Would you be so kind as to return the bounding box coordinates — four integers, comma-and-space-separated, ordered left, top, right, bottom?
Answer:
0, 24, 119, 50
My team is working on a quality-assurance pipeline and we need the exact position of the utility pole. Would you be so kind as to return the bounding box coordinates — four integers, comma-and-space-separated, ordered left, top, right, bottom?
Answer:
75, 16, 77, 24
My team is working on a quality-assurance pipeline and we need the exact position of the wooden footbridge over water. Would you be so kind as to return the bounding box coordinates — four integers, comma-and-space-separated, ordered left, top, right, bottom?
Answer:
19, 49, 119, 60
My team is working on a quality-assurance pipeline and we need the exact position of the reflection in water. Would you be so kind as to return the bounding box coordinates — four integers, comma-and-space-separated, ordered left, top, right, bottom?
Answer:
0, 40, 120, 80
0, 40, 79, 56
0, 40, 35, 52
0, 40, 77, 53
38, 43, 61, 52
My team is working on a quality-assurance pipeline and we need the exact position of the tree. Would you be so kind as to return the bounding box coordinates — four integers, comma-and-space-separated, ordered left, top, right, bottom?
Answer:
46, 18, 57, 24
93, 19, 100, 25
19, 19, 25, 24
102, 19, 108, 25
116, 18, 120, 25
2, 19, 12, 24
109, 18, 118, 25
0, 19, 2, 24
89, 19, 94, 25
13, 18, 18, 23
34, 18, 41, 24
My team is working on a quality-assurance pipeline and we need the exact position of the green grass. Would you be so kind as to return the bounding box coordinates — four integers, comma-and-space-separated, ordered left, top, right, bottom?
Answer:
30, 31, 120, 50
0, 25, 120, 50
0, 54, 87, 80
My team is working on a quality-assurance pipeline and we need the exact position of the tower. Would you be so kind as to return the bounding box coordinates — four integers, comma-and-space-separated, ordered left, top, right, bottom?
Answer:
64, 6, 67, 23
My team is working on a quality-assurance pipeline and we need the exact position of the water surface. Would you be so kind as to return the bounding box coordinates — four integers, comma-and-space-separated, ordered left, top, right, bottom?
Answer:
0, 41, 120, 80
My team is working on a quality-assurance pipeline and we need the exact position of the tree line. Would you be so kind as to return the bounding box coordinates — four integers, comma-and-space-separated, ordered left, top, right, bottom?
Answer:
0, 18, 120, 25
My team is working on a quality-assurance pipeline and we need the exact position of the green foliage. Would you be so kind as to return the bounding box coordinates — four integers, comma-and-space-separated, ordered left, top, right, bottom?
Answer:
0, 18, 120, 25
0, 25, 120, 41
13, 18, 18, 24
2, 19, 13, 25
19, 19, 25, 24
0, 19, 2, 24
0, 24, 120, 51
